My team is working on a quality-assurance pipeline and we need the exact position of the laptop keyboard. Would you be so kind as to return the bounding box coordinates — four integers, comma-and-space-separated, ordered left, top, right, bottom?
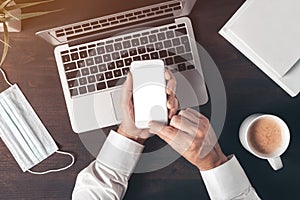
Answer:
54, 1, 182, 42
60, 22, 196, 97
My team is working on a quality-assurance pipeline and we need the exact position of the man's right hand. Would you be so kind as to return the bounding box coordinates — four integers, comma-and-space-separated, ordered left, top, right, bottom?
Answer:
149, 108, 228, 171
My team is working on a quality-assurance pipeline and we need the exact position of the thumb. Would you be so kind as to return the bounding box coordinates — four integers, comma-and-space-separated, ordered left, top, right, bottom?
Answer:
120, 72, 133, 106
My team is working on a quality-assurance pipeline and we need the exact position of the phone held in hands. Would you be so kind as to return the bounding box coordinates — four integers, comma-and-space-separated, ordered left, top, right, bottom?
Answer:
130, 60, 168, 129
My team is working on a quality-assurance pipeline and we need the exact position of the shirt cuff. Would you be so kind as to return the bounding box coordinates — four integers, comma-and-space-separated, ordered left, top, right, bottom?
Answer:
96, 130, 144, 176
200, 155, 252, 200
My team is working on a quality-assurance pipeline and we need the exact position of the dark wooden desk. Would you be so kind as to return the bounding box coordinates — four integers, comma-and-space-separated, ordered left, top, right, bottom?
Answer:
0, 0, 299, 199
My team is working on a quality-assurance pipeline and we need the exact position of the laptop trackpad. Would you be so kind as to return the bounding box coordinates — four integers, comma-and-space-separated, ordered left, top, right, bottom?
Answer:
111, 90, 122, 121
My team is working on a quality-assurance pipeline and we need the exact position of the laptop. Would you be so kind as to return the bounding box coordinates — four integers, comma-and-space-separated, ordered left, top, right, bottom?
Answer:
36, 0, 208, 133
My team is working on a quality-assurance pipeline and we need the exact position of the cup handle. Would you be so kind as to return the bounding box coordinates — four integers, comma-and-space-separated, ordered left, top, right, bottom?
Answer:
268, 157, 283, 170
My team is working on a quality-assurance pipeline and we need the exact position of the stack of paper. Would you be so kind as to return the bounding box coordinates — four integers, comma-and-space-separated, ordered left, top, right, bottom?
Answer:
219, 0, 300, 97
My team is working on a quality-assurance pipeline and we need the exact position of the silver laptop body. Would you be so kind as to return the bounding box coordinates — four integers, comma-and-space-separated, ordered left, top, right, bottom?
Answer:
36, 0, 208, 133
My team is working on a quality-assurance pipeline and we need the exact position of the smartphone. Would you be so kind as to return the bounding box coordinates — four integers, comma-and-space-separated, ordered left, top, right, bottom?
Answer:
130, 60, 168, 129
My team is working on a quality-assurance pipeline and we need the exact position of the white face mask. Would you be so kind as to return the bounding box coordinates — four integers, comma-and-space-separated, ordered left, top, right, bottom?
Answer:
0, 84, 74, 174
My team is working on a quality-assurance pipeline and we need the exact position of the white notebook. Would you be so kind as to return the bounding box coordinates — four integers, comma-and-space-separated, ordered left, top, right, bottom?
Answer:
219, 0, 300, 97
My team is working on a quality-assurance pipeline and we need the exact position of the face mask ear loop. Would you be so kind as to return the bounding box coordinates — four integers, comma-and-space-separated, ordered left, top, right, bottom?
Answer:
27, 150, 75, 175
0, 68, 13, 87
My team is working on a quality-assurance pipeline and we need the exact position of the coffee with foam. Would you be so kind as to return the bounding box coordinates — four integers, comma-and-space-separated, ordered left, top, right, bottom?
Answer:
248, 117, 282, 155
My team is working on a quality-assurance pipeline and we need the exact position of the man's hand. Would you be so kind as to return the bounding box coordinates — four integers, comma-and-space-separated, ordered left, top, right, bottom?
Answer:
149, 108, 228, 171
117, 69, 178, 144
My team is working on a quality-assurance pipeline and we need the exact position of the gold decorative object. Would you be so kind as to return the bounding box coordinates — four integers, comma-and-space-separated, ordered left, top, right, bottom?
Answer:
0, 0, 61, 66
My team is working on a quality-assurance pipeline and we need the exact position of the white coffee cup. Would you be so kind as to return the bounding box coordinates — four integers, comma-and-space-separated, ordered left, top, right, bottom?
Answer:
239, 114, 290, 170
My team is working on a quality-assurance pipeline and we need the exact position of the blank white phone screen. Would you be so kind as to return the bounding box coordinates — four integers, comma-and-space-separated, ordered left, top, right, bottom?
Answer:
131, 60, 168, 129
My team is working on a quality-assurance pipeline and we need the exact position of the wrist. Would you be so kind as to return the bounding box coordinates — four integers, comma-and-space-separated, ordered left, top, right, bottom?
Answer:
117, 128, 146, 144
196, 151, 228, 171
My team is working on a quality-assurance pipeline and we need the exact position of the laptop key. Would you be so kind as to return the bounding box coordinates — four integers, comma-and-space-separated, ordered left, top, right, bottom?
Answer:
122, 67, 130, 75
107, 62, 115, 70
77, 60, 85, 68
97, 82, 106, 90
70, 88, 79, 97
88, 44, 96, 48
133, 56, 141, 61
163, 40, 172, 48
116, 60, 124, 68
125, 58, 132, 66
68, 79, 78, 88
87, 84, 96, 92
181, 36, 189, 44
131, 39, 140, 47
66, 70, 80, 79
172, 38, 181, 46
98, 64, 107, 72
165, 57, 174, 65
123, 41, 131, 49
88, 75, 96, 83
103, 54, 112, 62
88, 49, 96, 57
184, 43, 191, 52
64, 62, 76, 71
105, 71, 113, 79
166, 31, 174, 39
157, 32, 166, 40
74, 29, 83, 33
90, 68, 99, 77
155, 42, 163, 50
94, 56, 103, 64
138, 47, 146, 54
79, 77, 87, 85
150, 52, 159, 59
97, 46, 105, 55
114, 43, 122, 51
113, 69, 122, 77
71, 53, 79, 61
159, 50, 168, 58
175, 28, 187, 36
129, 48, 137, 56
140, 37, 148, 45
105, 44, 114, 53
142, 54, 150, 60
146, 44, 155, 52
168, 48, 176, 56
149, 35, 157, 42
81, 68, 90, 76
62, 55, 70, 63
142, 31, 149, 36
133, 34, 140, 38
86, 58, 94, 66
120, 50, 129, 58
79, 51, 88, 59
96, 73, 104, 81
176, 46, 185, 54
178, 63, 186, 71
107, 77, 126, 88
112, 52, 120, 60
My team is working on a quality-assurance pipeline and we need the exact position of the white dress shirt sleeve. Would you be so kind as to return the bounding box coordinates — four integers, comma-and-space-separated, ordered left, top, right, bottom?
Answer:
200, 155, 261, 200
72, 130, 144, 200
72, 130, 260, 200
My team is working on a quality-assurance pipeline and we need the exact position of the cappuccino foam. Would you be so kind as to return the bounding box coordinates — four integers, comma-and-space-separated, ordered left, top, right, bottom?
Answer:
248, 118, 282, 155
